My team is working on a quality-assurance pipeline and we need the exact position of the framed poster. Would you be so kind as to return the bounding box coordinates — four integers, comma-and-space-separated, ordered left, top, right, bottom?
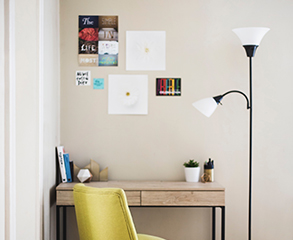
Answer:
156, 78, 181, 96
126, 31, 166, 71
78, 15, 118, 67
108, 74, 148, 115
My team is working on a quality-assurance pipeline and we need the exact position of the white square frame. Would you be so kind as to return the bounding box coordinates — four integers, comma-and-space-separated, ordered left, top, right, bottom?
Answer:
126, 31, 166, 71
108, 74, 148, 115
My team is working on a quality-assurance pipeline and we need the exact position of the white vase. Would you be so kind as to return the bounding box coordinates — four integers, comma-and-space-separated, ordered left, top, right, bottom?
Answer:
184, 167, 201, 182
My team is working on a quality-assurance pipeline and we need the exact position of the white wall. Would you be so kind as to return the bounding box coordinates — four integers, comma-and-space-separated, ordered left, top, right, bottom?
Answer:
42, 0, 60, 239
14, 0, 41, 237
0, 0, 5, 239
3, 0, 60, 239
60, 0, 293, 240
5, 0, 16, 238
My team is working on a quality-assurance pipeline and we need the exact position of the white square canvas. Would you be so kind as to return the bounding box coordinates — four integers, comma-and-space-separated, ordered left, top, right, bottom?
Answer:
126, 31, 166, 71
108, 74, 148, 115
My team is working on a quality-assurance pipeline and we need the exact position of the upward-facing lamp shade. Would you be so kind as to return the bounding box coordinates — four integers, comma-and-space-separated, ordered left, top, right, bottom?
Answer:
232, 27, 270, 46
192, 97, 221, 118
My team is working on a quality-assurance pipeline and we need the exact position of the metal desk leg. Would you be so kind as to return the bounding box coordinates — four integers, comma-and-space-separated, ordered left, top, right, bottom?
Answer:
63, 207, 67, 240
212, 207, 216, 240
221, 206, 225, 240
56, 206, 60, 240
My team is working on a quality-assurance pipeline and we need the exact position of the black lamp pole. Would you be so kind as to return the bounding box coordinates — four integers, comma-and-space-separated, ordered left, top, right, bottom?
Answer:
192, 27, 270, 239
212, 45, 257, 240
248, 56, 253, 240
245, 45, 256, 240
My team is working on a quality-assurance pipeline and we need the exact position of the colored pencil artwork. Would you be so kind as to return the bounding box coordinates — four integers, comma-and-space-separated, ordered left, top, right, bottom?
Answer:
156, 78, 181, 96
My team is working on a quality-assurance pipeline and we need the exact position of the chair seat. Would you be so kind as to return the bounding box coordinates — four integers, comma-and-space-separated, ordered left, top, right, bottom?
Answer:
138, 233, 165, 240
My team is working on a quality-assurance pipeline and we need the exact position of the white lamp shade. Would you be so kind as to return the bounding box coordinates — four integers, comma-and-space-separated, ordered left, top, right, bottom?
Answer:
192, 97, 218, 118
232, 27, 270, 46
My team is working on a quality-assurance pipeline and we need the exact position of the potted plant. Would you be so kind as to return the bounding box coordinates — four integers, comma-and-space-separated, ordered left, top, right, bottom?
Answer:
183, 159, 200, 182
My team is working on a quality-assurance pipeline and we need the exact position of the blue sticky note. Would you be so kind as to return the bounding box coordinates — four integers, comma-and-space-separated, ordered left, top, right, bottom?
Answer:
93, 78, 104, 89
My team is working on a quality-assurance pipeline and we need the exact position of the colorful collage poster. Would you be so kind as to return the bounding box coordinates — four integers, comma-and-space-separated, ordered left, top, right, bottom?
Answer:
79, 15, 118, 67
156, 78, 181, 96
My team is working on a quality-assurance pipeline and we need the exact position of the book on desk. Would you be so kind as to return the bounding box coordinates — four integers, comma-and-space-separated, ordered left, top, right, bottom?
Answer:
56, 146, 73, 183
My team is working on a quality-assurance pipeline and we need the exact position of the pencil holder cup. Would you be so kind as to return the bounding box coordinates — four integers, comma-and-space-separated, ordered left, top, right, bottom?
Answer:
204, 158, 214, 182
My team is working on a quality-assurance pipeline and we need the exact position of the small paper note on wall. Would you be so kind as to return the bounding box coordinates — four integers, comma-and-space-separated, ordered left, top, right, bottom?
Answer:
76, 71, 91, 86
93, 78, 104, 89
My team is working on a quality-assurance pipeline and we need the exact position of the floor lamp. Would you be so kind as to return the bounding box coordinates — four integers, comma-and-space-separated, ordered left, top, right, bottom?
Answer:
192, 27, 269, 240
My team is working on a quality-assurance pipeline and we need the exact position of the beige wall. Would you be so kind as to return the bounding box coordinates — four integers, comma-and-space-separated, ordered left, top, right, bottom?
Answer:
60, 0, 293, 239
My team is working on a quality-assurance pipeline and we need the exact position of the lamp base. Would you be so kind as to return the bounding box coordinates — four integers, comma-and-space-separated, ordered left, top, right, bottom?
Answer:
243, 45, 258, 57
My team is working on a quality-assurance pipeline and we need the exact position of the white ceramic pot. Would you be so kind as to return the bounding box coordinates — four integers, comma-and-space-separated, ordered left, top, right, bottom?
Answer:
184, 167, 201, 182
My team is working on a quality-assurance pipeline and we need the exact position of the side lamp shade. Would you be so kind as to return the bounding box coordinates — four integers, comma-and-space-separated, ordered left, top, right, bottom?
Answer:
232, 27, 270, 46
192, 97, 218, 118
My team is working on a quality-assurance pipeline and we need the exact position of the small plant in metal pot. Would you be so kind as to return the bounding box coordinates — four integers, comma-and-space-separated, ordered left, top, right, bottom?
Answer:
183, 159, 200, 182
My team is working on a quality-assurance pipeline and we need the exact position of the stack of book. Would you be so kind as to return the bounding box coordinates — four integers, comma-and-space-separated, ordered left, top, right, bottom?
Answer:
56, 146, 73, 183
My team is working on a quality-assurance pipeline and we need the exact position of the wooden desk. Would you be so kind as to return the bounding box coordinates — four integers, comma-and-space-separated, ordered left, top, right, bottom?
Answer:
56, 181, 225, 240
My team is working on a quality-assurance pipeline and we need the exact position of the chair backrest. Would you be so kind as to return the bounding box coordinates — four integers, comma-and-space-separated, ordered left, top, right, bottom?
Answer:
73, 184, 138, 240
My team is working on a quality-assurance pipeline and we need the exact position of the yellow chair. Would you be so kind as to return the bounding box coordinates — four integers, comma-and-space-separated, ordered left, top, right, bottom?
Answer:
73, 184, 165, 240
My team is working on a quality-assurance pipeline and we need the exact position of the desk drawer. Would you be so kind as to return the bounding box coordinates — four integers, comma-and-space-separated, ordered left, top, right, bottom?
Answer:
56, 190, 141, 206
125, 191, 141, 206
141, 191, 225, 206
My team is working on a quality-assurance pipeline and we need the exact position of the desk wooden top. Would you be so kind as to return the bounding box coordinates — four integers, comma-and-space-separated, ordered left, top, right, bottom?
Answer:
56, 181, 224, 192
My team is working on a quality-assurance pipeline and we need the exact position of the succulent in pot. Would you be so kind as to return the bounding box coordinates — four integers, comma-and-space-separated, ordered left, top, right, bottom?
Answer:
183, 159, 200, 182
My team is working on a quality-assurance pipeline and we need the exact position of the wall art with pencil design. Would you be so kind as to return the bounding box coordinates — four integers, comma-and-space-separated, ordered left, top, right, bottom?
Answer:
156, 78, 181, 96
